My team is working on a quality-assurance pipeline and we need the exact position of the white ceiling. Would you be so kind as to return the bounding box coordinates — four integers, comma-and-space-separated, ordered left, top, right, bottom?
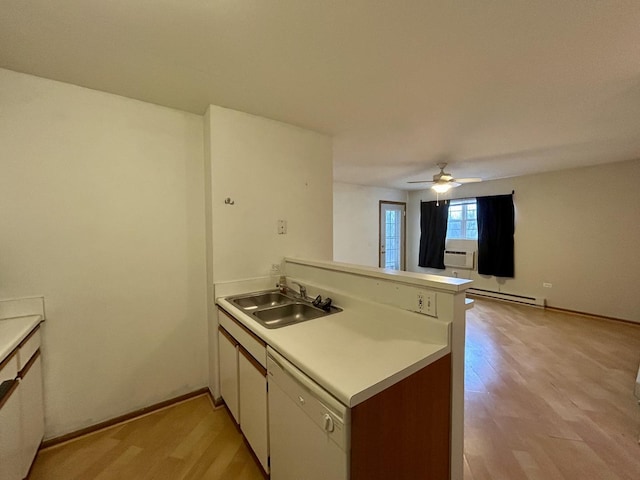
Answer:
2, 1, 640, 190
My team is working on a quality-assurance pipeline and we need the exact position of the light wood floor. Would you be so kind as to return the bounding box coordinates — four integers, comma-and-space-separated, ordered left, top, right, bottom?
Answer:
29, 299, 640, 480
29, 396, 264, 480
464, 300, 640, 480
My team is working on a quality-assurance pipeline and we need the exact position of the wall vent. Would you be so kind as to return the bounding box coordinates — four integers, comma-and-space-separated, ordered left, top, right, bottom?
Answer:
467, 288, 545, 307
444, 250, 475, 269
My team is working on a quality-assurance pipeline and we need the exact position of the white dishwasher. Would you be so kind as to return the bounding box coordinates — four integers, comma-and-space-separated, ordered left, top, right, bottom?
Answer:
267, 347, 349, 480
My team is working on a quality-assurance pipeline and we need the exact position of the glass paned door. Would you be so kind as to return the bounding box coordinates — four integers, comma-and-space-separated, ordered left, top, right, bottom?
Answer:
379, 201, 406, 270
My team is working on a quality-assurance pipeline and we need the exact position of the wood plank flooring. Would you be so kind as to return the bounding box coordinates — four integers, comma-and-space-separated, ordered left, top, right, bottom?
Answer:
29, 395, 264, 480
28, 299, 640, 480
464, 299, 640, 480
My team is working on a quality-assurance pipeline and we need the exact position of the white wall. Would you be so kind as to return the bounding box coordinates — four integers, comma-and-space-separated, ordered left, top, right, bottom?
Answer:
206, 105, 333, 283
333, 182, 408, 267
203, 106, 333, 399
0, 68, 208, 438
407, 158, 640, 322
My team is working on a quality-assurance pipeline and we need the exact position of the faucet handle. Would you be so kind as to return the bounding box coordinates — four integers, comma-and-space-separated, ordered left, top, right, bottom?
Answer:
312, 295, 322, 307
319, 297, 332, 312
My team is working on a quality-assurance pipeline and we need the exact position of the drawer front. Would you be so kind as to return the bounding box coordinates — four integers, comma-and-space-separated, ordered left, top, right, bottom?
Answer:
0, 352, 18, 383
218, 309, 267, 368
18, 328, 41, 371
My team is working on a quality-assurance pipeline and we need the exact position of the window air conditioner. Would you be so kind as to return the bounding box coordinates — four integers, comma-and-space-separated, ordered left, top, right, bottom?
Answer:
444, 250, 475, 269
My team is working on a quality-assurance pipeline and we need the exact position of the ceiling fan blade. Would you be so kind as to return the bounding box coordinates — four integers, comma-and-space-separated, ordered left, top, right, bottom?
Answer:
455, 177, 482, 184
407, 180, 434, 184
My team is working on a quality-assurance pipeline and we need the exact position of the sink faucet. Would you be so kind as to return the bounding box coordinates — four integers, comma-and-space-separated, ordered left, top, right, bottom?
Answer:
290, 281, 307, 300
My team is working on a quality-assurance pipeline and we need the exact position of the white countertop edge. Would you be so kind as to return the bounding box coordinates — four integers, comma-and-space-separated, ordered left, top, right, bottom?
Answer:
216, 297, 450, 408
276, 342, 451, 408
347, 346, 450, 407
0, 314, 44, 364
284, 257, 472, 292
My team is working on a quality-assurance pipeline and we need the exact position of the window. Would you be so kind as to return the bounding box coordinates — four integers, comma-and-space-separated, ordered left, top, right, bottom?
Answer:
446, 199, 477, 240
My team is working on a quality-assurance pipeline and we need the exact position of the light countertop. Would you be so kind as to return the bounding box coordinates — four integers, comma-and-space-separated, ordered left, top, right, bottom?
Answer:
217, 295, 450, 408
286, 257, 472, 292
0, 315, 43, 364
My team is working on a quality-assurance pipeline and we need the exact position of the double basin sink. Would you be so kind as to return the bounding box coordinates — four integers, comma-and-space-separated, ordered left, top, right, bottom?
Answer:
228, 290, 342, 329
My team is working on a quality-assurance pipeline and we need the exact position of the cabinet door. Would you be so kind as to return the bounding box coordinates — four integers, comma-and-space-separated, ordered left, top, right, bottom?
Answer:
239, 347, 269, 473
0, 380, 22, 480
20, 352, 44, 478
218, 327, 240, 423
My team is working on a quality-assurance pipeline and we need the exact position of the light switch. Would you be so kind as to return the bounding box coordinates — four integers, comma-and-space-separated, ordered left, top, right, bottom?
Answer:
277, 219, 287, 234
423, 291, 436, 316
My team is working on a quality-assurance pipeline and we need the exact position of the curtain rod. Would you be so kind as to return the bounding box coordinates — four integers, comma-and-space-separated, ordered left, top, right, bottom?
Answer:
420, 190, 514, 203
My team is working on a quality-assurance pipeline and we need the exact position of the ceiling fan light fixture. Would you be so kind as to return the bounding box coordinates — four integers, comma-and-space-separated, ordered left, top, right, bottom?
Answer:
408, 161, 482, 189
431, 183, 452, 193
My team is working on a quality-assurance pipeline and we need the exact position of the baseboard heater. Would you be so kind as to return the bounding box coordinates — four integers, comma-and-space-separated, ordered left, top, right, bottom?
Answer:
467, 288, 546, 307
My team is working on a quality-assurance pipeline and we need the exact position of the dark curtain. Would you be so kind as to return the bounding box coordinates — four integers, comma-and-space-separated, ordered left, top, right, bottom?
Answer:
418, 200, 448, 269
476, 194, 515, 277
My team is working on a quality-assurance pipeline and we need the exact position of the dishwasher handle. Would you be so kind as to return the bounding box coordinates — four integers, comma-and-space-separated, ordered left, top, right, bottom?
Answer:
323, 413, 335, 432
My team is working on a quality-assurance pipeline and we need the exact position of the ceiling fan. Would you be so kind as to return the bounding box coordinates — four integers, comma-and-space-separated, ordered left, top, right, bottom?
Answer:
407, 162, 482, 192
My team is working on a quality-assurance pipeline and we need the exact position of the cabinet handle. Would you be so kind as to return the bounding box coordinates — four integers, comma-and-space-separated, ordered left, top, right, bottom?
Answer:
0, 379, 18, 409
19, 349, 41, 378
239, 345, 267, 377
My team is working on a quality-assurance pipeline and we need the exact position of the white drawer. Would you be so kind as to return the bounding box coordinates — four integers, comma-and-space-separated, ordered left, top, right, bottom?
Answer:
218, 309, 267, 368
0, 352, 18, 383
18, 327, 41, 371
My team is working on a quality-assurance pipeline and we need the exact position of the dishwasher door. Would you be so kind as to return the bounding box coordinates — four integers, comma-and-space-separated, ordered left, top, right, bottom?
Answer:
267, 347, 349, 480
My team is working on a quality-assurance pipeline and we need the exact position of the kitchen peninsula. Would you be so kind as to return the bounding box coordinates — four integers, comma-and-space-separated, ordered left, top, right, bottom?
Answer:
212, 258, 472, 480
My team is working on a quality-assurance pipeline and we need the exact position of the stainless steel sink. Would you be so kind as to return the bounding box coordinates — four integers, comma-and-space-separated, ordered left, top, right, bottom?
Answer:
253, 303, 328, 328
227, 289, 342, 329
230, 291, 294, 310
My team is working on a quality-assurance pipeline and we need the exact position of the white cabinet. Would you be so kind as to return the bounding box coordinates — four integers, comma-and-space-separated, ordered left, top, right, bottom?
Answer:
238, 347, 269, 472
0, 325, 44, 480
218, 327, 240, 423
0, 352, 18, 383
19, 352, 45, 477
217, 308, 269, 473
17, 326, 44, 478
0, 380, 22, 480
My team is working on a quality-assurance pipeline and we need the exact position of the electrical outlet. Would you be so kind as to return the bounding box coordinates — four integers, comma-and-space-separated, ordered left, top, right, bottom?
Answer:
271, 263, 281, 273
416, 290, 436, 316
417, 292, 424, 312
543, 282, 552, 288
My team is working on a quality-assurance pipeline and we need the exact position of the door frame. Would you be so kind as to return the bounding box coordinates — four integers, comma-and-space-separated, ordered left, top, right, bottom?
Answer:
378, 200, 407, 270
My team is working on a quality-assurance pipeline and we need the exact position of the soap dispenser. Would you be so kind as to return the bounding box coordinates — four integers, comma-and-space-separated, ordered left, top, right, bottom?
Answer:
277, 275, 287, 294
